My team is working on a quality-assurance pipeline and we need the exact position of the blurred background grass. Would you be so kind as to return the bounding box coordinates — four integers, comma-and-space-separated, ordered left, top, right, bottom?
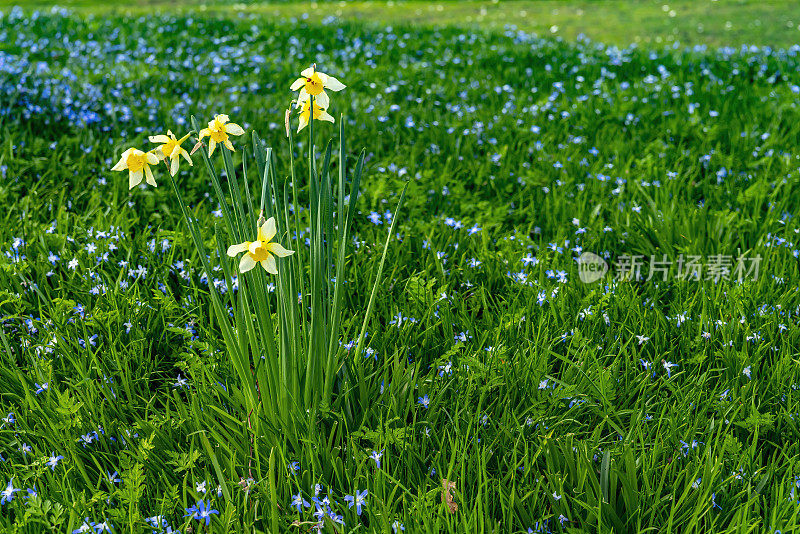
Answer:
2, 0, 797, 48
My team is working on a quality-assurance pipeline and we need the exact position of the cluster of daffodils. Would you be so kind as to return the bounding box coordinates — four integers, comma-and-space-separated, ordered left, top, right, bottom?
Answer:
290, 64, 345, 132
110, 65, 346, 279
112, 65, 344, 186
110, 116, 244, 188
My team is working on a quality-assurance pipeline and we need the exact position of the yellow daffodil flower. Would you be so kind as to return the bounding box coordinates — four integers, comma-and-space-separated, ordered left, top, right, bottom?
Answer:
149, 130, 193, 176
290, 65, 345, 110
296, 98, 334, 133
111, 148, 160, 189
226, 217, 294, 274
198, 114, 245, 157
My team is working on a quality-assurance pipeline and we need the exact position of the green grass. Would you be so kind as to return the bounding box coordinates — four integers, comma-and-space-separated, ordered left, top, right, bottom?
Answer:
3, 0, 800, 48
1, 2, 800, 533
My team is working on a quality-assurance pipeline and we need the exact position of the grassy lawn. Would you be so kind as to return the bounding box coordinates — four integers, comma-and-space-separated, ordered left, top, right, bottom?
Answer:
2, 0, 800, 48
1, 1, 800, 533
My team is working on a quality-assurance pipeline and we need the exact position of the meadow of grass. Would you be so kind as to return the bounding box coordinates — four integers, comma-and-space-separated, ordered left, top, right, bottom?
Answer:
1, 2, 800, 533
1, 0, 800, 49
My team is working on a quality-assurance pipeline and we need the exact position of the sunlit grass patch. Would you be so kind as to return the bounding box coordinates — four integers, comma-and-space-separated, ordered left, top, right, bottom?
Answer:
1, 4, 800, 534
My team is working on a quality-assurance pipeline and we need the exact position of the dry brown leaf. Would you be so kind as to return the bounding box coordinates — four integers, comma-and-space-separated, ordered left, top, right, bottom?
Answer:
441, 479, 458, 514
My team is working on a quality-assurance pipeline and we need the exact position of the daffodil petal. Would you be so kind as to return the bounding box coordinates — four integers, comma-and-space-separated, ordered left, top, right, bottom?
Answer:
319, 111, 335, 123
267, 242, 294, 258
170, 157, 179, 176
315, 91, 330, 109
297, 115, 308, 133
296, 91, 310, 106
227, 242, 250, 256
111, 157, 127, 171
149, 135, 170, 143
324, 76, 346, 91
239, 254, 256, 273
262, 217, 277, 242
300, 67, 315, 78
144, 165, 157, 187
225, 123, 245, 136
129, 169, 143, 189
146, 152, 160, 165
261, 255, 278, 275
208, 139, 216, 156
290, 78, 305, 91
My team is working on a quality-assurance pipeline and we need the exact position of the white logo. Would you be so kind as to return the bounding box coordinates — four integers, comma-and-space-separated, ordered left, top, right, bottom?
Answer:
577, 252, 608, 283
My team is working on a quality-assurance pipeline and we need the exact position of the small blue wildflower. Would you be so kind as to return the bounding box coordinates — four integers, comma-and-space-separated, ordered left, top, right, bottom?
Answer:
344, 489, 368, 516
184, 500, 219, 526
1, 478, 20, 505
370, 450, 384, 468
291, 492, 310, 513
